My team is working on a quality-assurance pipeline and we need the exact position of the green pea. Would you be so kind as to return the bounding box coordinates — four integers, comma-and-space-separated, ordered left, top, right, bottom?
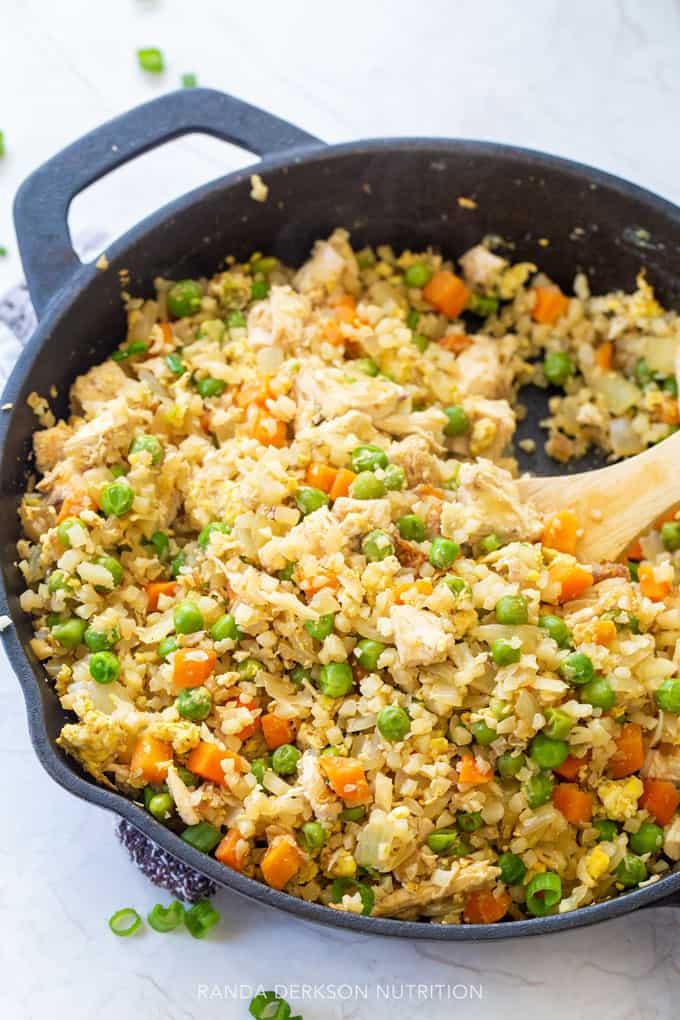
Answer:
376, 705, 410, 741
479, 533, 502, 554
89, 651, 120, 684
544, 350, 574, 387
491, 638, 521, 666
443, 405, 470, 437
236, 658, 263, 680
593, 819, 619, 842
530, 732, 569, 770
439, 574, 466, 596
406, 308, 420, 329
110, 464, 127, 478
95, 555, 123, 590
353, 357, 379, 377
289, 665, 311, 686
498, 852, 526, 885
129, 434, 163, 465
251, 279, 269, 300
538, 614, 572, 648
251, 256, 278, 276
318, 662, 354, 698
559, 652, 594, 685
158, 636, 178, 660
383, 464, 406, 491
629, 821, 664, 855
210, 613, 240, 642
146, 531, 170, 560
198, 522, 231, 550
543, 707, 574, 740
661, 521, 680, 551
180, 821, 222, 853
429, 536, 459, 569
655, 678, 680, 712
456, 810, 483, 833
52, 617, 87, 648
497, 752, 526, 779
173, 601, 204, 635
100, 482, 134, 517
277, 560, 297, 582
580, 676, 616, 711
145, 792, 172, 821
397, 514, 426, 541
300, 821, 326, 853
271, 743, 301, 775
57, 516, 86, 547
226, 310, 247, 329
468, 293, 499, 317
427, 829, 469, 856
524, 772, 554, 808
196, 377, 225, 399
340, 805, 366, 822
404, 263, 432, 288
614, 853, 647, 888
495, 594, 529, 626
170, 552, 185, 579
167, 279, 203, 318
304, 613, 335, 642
362, 529, 395, 561
412, 333, 429, 353
84, 625, 119, 652
350, 471, 386, 500
350, 444, 388, 473
471, 720, 497, 746
295, 486, 329, 515
47, 570, 71, 594
354, 639, 385, 671
250, 757, 270, 785
635, 357, 653, 387
176, 686, 212, 722
165, 353, 186, 376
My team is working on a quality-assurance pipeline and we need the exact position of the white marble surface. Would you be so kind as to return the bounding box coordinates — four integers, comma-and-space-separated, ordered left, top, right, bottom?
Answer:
3, 1, 680, 1017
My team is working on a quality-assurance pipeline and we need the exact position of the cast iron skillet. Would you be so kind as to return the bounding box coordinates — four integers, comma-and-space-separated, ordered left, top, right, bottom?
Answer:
3, 87, 680, 939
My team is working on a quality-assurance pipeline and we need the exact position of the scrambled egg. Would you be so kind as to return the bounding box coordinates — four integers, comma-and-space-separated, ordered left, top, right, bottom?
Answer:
57, 701, 132, 785
596, 777, 644, 821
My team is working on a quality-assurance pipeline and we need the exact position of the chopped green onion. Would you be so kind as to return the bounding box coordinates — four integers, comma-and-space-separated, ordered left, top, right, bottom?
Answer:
0, 131, 5, 157
249, 992, 297, 1020
181, 72, 198, 88
330, 877, 374, 916
108, 907, 142, 936
525, 871, 562, 916
184, 899, 221, 938
147, 900, 185, 933
137, 48, 164, 73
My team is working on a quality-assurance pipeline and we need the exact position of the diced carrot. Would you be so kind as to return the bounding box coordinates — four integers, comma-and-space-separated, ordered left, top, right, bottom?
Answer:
251, 407, 287, 448
130, 735, 173, 785
609, 722, 645, 779
548, 563, 594, 603
319, 756, 371, 805
638, 563, 671, 601
322, 318, 344, 345
332, 294, 358, 324
423, 270, 470, 319
393, 578, 433, 604
552, 783, 594, 824
200, 411, 212, 434
463, 888, 512, 924
660, 397, 680, 426
532, 287, 570, 325
236, 376, 272, 408
627, 540, 643, 561
260, 837, 302, 890
230, 696, 261, 740
215, 828, 249, 871
329, 468, 356, 500
160, 322, 174, 344
172, 648, 217, 690
418, 484, 445, 499
298, 573, 340, 597
640, 778, 680, 826
145, 581, 177, 612
439, 333, 472, 354
305, 463, 338, 494
57, 492, 95, 523
554, 753, 590, 780
261, 714, 295, 750
458, 755, 493, 785
186, 741, 245, 786
593, 619, 617, 646
542, 510, 579, 555
595, 342, 613, 371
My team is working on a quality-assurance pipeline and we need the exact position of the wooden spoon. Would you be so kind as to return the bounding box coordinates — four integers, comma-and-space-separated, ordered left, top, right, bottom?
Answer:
518, 429, 680, 563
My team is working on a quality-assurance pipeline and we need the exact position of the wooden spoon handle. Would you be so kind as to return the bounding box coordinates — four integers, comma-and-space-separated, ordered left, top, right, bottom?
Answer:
519, 428, 680, 563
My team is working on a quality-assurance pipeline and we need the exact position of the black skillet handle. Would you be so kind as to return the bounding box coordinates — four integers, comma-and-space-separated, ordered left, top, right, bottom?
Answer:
13, 88, 323, 318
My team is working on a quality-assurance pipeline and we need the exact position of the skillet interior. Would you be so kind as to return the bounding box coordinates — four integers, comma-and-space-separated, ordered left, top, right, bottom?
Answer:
4, 136, 680, 937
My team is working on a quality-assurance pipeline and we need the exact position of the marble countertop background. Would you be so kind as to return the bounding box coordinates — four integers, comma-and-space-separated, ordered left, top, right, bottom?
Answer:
2, 1, 680, 1017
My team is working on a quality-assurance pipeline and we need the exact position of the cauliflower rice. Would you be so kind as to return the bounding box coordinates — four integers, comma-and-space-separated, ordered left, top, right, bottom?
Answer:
16, 229, 680, 924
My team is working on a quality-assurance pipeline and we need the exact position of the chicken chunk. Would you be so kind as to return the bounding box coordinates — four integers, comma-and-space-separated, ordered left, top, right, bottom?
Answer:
642, 748, 680, 783
389, 605, 453, 667
332, 497, 393, 542
387, 434, 443, 486
19, 499, 57, 541
33, 421, 72, 473
295, 363, 410, 426
63, 399, 143, 469
441, 459, 542, 545
247, 285, 311, 351
454, 335, 517, 400
70, 360, 141, 415
459, 244, 508, 290
294, 410, 379, 467
372, 859, 499, 918
293, 228, 358, 294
